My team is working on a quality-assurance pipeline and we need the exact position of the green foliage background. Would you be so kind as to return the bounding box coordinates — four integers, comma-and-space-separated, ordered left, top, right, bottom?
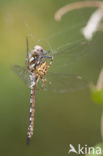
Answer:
0, 0, 103, 155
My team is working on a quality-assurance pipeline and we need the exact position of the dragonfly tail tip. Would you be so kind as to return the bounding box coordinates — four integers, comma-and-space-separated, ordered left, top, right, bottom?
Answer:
27, 137, 31, 145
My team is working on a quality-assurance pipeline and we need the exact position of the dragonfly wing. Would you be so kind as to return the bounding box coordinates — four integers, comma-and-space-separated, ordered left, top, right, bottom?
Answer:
12, 65, 31, 87
42, 72, 88, 93
52, 38, 89, 56
12, 66, 88, 92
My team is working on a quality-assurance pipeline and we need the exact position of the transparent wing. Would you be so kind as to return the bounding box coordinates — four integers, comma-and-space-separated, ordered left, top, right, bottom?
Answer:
53, 38, 88, 55
12, 65, 31, 87
41, 72, 88, 93
12, 66, 88, 92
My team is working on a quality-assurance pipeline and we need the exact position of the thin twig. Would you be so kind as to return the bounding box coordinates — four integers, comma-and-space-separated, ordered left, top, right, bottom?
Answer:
55, 1, 103, 21
96, 68, 103, 91
101, 113, 103, 140
82, 8, 103, 40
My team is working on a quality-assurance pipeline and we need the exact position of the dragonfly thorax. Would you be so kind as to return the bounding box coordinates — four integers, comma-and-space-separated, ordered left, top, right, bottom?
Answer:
29, 54, 44, 72
28, 45, 50, 85
28, 45, 45, 71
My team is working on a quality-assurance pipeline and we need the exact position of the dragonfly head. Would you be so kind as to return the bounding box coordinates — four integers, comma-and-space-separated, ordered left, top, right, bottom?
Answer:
33, 45, 43, 55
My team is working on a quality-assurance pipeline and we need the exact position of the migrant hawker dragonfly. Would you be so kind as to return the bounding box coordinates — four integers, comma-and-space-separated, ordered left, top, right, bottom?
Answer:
12, 38, 88, 144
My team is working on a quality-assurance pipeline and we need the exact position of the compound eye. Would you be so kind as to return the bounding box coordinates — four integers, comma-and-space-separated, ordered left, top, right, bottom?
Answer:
40, 49, 43, 52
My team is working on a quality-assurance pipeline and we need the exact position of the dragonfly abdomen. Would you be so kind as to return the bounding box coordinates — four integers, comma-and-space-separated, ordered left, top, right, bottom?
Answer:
27, 86, 36, 144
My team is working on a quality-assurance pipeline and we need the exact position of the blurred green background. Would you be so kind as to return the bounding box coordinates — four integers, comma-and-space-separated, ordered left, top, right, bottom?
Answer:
0, 0, 103, 155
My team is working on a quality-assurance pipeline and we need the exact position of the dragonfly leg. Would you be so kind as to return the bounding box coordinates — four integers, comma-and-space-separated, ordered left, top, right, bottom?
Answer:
43, 50, 50, 55
42, 55, 53, 59
42, 56, 53, 65
41, 77, 47, 83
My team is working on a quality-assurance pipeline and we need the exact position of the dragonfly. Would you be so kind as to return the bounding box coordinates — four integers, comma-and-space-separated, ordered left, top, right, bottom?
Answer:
12, 38, 88, 144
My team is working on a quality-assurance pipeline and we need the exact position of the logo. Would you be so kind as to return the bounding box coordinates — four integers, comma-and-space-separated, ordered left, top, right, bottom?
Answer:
68, 144, 101, 155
